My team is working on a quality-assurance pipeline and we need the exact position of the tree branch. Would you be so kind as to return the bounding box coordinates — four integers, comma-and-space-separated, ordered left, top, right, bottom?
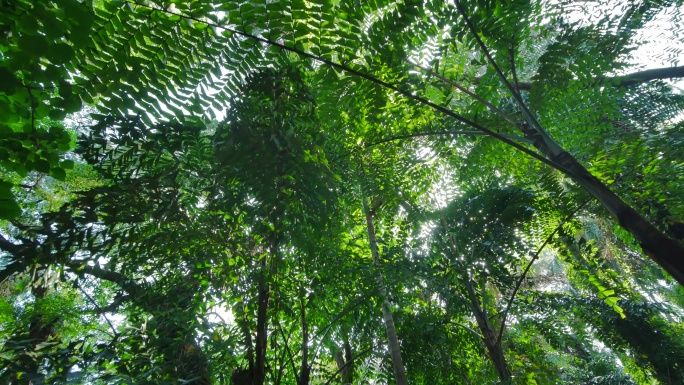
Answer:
506, 65, 684, 91
407, 60, 522, 126
66, 262, 139, 293
74, 280, 119, 338
125, 0, 570, 176
494, 199, 589, 345
331, 129, 531, 162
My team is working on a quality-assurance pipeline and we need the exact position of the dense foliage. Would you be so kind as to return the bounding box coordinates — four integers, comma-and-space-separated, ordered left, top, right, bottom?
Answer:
1, 0, 684, 384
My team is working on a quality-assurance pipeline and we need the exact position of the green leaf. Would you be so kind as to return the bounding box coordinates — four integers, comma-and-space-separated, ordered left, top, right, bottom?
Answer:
48, 43, 75, 65
0, 68, 18, 95
0, 199, 21, 220
49, 108, 68, 120
34, 159, 51, 173
50, 167, 67, 181
0, 182, 13, 200
63, 94, 83, 113
19, 35, 49, 58
60, 159, 75, 169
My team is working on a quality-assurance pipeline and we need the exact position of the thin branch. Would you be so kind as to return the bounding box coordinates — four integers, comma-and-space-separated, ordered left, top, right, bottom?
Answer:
66, 262, 139, 293
407, 60, 521, 126
276, 319, 300, 385
125, 0, 570, 175
598, 66, 684, 87
487, 66, 684, 92
0, 261, 27, 284
442, 321, 483, 341
96, 294, 131, 314
494, 148, 671, 343
454, 1, 526, 106
495, 199, 590, 345
454, 0, 550, 145
205, 311, 226, 324
26, 85, 36, 132
0, 233, 22, 254
331, 129, 531, 162
509, 37, 520, 93
74, 280, 119, 338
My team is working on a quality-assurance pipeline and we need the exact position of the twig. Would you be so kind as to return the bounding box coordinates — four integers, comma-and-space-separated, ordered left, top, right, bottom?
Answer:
74, 280, 119, 338
331, 129, 531, 162
407, 60, 521, 126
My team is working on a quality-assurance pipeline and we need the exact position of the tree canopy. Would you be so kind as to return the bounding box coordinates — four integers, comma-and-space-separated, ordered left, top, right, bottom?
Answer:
1, 0, 684, 384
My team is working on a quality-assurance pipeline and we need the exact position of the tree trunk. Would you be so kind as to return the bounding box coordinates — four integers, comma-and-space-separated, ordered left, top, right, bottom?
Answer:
299, 293, 310, 385
453, 3, 684, 286
234, 303, 256, 385
334, 339, 354, 384
465, 279, 511, 383
521, 124, 684, 286
253, 178, 282, 385
253, 255, 270, 385
362, 194, 409, 385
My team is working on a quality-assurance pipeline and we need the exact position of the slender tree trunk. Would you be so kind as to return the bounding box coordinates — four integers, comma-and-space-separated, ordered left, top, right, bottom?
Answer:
254, 258, 270, 385
234, 303, 256, 385
254, 165, 284, 385
465, 279, 511, 383
299, 292, 310, 385
334, 338, 354, 384
362, 194, 409, 385
344, 339, 353, 382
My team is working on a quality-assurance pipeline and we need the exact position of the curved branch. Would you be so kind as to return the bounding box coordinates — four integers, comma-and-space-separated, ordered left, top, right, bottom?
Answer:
124, 1, 570, 175
407, 60, 521, 126
443, 320, 483, 341
598, 66, 684, 87
0, 261, 27, 284
66, 262, 139, 293
74, 280, 119, 338
495, 199, 590, 345
0, 235, 31, 283
331, 129, 531, 162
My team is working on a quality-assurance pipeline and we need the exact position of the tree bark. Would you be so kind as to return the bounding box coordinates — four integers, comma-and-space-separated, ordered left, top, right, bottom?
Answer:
362, 194, 409, 385
254, 269, 269, 385
299, 292, 310, 385
454, 3, 684, 285
334, 338, 354, 385
491, 65, 684, 91
520, 124, 684, 286
464, 279, 512, 383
